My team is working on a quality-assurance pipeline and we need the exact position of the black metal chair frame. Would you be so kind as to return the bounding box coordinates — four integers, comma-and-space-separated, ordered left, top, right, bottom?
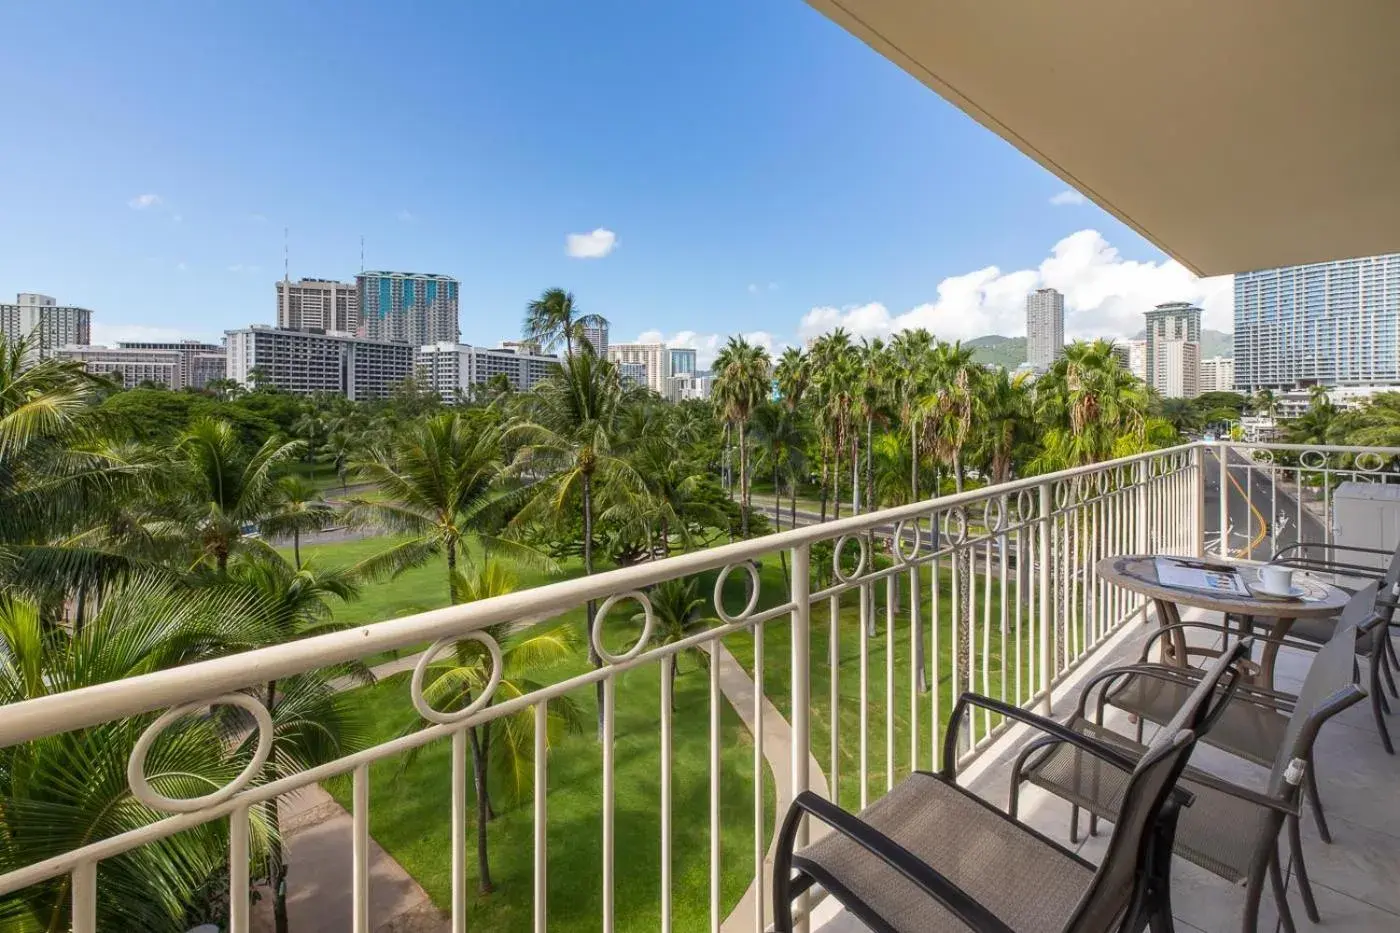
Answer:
1008, 625, 1363, 933
772, 643, 1251, 933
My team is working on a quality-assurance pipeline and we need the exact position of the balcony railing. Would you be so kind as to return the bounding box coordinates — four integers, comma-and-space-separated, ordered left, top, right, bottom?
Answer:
1, 440, 1395, 933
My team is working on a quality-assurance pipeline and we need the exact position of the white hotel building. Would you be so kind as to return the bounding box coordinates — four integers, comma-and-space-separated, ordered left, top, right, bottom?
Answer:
416, 342, 560, 401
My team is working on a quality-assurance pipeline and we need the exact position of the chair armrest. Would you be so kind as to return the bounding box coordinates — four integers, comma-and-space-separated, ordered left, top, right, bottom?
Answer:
1273, 542, 1397, 560
1142, 621, 1321, 665
783, 791, 1017, 933
1272, 556, 1387, 579
1181, 768, 1299, 817
942, 692, 1145, 781
1079, 662, 1295, 724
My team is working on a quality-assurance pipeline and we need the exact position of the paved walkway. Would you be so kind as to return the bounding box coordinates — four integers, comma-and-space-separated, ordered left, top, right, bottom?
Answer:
705, 642, 829, 933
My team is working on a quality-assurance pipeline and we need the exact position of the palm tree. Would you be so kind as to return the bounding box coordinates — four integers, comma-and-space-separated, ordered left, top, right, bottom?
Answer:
1033, 340, 1150, 469
0, 575, 278, 932
889, 328, 935, 502
978, 369, 1033, 484
855, 338, 890, 514
523, 288, 608, 357
645, 577, 714, 710
162, 418, 304, 572
221, 555, 368, 933
749, 403, 808, 532
412, 558, 584, 894
262, 475, 334, 569
774, 347, 810, 413
919, 340, 979, 492
508, 352, 645, 734
712, 337, 772, 536
808, 330, 856, 520
1251, 388, 1280, 420
346, 412, 545, 602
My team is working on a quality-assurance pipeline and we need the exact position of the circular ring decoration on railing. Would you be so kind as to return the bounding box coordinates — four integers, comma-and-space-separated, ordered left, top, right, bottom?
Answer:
714, 562, 762, 623
984, 496, 1007, 533
1016, 488, 1037, 523
940, 508, 969, 548
1114, 464, 1129, 490
1053, 480, 1072, 510
892, 519, 924, 564
411, 631, 505, 725
833, 534, 869, 582
1356, 451, 1386, 473
589, 590, 656, 664
1095, 470, 1111, 497
128, 692, 274, 814
1249, 447, 1275, 465
1172, 451, 1189, 472
1299, 449, 1329, 470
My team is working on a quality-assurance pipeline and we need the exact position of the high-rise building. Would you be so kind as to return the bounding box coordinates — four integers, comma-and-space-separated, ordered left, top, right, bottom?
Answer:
0, 293, 92, 359
58, 340, 225, 390
225, 326, 413, 400
1198, 356, 1236, 394
355, 272, 459, 346
415, 342, 560, 401
1025, 288, 1065, 371
607, 342, 671, 395
580, 320, 609, 357
1110, 341, 1131, 371
670, 370, 713, 400
276, 278, 358, 333
1234, 253, 1400, 391
1126, 339, 1148, 381
1154, 338, 1200, 398
669, 347, 697, 376
1144, 301, 1202, 391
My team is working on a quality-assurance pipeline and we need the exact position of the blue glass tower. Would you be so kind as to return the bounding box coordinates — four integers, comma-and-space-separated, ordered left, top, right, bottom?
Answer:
1234, 253, 1400, 391
355, 271, 460, 346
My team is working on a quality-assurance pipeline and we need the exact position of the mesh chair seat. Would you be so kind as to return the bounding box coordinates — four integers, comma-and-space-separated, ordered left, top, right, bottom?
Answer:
1019, 719, 1271, 883
794, 772, 1097, 933
1105, 672, 1286, 767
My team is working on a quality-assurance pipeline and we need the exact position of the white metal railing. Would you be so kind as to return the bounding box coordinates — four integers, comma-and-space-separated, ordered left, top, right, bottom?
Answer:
2, 440, 1384, 932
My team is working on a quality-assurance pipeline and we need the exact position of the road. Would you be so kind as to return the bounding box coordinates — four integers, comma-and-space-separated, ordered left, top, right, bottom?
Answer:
1201, 446, 1326, 559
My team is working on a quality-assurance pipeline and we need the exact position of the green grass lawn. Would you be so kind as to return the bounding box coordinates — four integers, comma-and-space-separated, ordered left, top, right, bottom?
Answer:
299, 532, 1032, 930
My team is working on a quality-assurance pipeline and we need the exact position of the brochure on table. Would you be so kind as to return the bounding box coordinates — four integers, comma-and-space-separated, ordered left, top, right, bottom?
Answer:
1153, 557, 1251, 597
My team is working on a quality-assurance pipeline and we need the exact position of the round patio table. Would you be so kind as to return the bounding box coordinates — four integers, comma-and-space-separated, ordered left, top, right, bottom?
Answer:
1096, 554, 1351, 687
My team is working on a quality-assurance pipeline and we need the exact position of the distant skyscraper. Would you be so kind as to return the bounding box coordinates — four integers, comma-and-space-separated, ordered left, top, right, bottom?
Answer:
0, 293, 92, 359
1234, 253, 1400, 391
580, 320, 609, 357
1144, 301, 1202, 391
1154, 339, 1200, 398
277, 278, 358, 333
1126, 339, 1148, 381
355, 272, 459, 346
1198, 356, 1236, 394
669, 347, 697, 375
608, 342, 671, 395
1025, 288, 1064, 371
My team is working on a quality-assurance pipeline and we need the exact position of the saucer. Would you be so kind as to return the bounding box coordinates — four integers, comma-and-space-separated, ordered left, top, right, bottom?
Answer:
1250, 583, 1306, 600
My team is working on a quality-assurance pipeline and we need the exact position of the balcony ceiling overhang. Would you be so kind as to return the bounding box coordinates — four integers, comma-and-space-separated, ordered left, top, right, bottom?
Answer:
807, 0, 1400, 276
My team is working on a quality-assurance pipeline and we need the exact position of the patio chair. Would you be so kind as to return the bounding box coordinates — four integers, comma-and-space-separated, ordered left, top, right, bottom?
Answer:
771, 642, 1251, 933
1090, 582, 1385, 836
1273, 540, 1400, 695
1010, 624, 1363, 933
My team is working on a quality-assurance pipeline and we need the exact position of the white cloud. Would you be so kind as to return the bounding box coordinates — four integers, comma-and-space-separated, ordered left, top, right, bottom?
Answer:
1049, 189, 1087, 207
797, 229, 1233, 344
634, 328, 783, 369
128, 193, 163, 210
747, 283, 759, 294
396, 209, 416, 223
566, 228, 618, 259
747, 282, 779, 294
176, 262, 188, 271
91, 322, 216, 346
226, 263, 260, 274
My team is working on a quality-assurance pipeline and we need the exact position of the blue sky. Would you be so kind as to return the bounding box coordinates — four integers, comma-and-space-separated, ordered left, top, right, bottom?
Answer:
0, 0, 1230, 362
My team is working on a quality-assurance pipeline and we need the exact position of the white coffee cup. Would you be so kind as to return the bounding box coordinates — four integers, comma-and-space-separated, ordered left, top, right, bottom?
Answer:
1258, 564, 1294, 595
